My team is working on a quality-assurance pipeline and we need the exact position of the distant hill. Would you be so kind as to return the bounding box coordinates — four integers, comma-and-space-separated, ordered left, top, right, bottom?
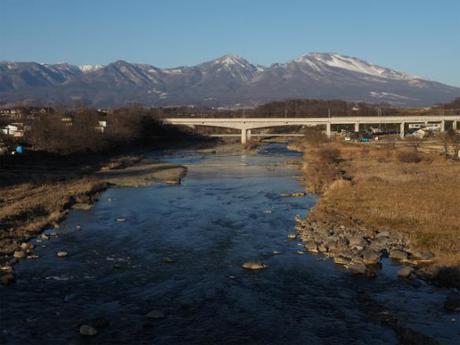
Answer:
1, 53, 459, 107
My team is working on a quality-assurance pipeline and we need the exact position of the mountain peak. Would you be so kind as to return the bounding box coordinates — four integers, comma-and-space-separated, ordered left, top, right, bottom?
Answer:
295, 52, 421, 81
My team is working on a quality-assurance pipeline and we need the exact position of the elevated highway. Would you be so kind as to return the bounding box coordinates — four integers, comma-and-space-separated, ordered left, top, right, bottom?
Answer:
164, 116, 460, 144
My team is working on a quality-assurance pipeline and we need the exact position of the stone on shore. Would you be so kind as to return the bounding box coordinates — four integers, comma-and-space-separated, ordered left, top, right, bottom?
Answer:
360, 249, 381, 265
389, 249, 409, 261
304, 241, 318, 253
242, 261, 268, 270
334, 255, 351, 265
13, 250, 26, 259
73, 203, 93, 211
281, 192, 306, 197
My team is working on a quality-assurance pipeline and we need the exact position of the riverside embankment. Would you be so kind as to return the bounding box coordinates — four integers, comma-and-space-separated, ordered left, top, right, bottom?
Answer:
292, 139, 460, 289
1, 142, 458, 345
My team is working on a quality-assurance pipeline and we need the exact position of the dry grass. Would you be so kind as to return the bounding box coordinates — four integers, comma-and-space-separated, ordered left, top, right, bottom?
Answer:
303, 141, 460, 266
0, 178, 103, 255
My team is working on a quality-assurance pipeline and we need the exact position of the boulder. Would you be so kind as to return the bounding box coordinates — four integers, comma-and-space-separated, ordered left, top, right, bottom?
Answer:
57, 251, 68, 257
347, 263, 376, 278
389, 249, 409, 261
397, 266, 414, 279
349, 236, 368, 250
304, 241, 318, 253
361, 249, 381, 265
242, 261, 268, 270
317, 243, 328, 253
287, 233, 297, 240
13, 251, 26, 259
334, 255, 351, 265
375, 231, 390, 239
410, 250, 434, 261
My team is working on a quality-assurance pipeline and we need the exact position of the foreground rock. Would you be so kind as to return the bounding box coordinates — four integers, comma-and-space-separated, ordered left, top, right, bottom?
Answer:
242, 261, 268, 270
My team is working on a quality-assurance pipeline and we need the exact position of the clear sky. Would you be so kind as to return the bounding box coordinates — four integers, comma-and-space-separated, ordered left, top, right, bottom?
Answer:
1, 0, 459, 86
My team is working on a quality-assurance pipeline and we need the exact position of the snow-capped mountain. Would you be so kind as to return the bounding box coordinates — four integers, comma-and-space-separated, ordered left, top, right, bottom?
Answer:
0, 53, 458, 107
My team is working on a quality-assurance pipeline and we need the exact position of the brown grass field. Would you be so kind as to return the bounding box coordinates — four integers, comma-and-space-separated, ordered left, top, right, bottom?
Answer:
301, 139, 460, 266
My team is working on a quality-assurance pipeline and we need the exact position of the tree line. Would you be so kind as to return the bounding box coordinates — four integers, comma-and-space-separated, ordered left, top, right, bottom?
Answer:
19, 105, 200, 155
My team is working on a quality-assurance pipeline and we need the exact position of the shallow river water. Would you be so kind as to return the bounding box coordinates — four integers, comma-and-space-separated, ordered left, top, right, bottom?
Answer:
1, 143, 459, 344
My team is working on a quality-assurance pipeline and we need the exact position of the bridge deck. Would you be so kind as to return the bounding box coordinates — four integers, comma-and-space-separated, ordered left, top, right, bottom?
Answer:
164, 115, 460, 143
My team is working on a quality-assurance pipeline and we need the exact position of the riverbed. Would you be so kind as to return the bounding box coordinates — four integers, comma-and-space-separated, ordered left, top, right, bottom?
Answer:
1, 143, 458, 344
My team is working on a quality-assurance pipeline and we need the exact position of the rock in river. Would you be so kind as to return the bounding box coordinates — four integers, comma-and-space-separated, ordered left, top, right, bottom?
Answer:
145, 310, 165, 319
397, 266, 414, 279
287, 233, 297, 240
0, 273, 16, 286
79, 324, 98, 336
57, 251, 68, 257
347, 263, 376, 278
242, 261, 268, 270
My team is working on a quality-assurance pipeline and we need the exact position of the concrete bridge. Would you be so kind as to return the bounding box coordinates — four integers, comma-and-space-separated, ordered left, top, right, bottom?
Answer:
164, 115, 460, 144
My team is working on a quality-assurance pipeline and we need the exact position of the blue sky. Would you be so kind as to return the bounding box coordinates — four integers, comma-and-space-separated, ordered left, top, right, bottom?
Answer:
1, 0, 459, 86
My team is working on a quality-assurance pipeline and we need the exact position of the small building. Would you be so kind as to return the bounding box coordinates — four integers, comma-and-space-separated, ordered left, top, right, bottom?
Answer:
1, 123, 25, 137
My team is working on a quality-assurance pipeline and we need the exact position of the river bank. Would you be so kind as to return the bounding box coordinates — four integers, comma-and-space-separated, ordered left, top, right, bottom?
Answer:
0, 153, 189, 285
292, 139, 460, 289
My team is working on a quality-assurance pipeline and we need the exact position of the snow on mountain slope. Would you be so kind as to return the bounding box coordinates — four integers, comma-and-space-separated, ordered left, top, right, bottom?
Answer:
78, 64, 104, 73
298, 53, 421, 80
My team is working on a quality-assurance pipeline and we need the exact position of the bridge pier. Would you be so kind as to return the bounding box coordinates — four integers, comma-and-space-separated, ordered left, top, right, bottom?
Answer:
247, 129, 252, 141
326, 123, 332, 138
354, 123, 360, 132
400, 122, 405, 138
241, 128, 247, 144
441, 120, 446, 132
453, 121, 458, 131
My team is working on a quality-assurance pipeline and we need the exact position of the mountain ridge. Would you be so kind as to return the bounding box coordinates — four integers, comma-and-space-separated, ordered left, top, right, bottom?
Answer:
0, 53, 458, 107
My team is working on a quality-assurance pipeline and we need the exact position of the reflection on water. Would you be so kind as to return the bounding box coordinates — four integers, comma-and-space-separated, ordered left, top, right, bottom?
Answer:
1, 144, 458, 344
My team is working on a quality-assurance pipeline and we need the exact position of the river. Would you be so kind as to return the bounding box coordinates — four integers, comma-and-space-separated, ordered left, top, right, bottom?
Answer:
1, 143, 458, 344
